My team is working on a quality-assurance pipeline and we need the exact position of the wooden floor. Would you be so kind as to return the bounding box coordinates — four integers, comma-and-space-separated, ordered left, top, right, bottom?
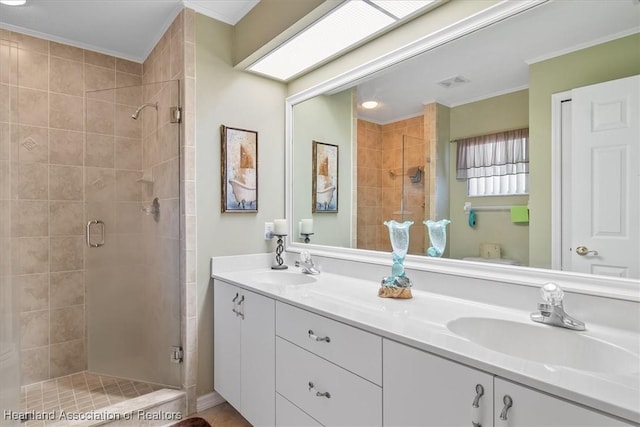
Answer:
188, 402, 252, 426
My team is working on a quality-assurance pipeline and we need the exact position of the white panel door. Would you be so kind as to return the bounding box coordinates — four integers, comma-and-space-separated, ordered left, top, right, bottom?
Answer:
570, 75, 639, 278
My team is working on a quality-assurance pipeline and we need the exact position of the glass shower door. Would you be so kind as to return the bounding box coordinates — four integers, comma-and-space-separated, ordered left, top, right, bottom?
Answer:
0, 37, 21, 426
85, 80, 181, 387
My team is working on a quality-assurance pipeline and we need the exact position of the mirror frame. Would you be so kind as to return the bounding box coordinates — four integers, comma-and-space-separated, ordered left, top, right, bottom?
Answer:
284, 0, 640, 301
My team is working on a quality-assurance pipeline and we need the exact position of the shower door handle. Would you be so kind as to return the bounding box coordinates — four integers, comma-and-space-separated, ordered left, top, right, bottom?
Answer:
86, 220, 105, 248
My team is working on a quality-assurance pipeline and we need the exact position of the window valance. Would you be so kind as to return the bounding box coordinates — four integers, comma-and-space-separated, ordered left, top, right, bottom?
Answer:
456, 128, 529, 180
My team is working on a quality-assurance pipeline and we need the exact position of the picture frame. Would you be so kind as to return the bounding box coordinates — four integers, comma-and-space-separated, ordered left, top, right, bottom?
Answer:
221, 125, 258, 213
312, 140, 338, 213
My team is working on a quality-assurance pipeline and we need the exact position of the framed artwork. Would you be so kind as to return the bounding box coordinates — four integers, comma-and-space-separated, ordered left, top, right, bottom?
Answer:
312, 140, 338, 213
221, 125, 258, 212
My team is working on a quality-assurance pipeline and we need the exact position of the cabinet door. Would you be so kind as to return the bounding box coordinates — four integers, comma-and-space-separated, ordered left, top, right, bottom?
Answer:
213, 280, 241, 410
241, 289, 275, 427
494, 378, 633, 427
383, 339, 494, 427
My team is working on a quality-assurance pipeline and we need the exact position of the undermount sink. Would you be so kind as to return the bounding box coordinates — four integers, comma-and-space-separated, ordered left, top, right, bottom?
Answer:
251, 270, 317, 286
447, 317, 640, 374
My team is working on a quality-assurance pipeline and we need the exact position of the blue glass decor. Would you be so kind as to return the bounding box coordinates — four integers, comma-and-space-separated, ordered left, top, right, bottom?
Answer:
379, 220, 413, 298
424, 219, 451, 257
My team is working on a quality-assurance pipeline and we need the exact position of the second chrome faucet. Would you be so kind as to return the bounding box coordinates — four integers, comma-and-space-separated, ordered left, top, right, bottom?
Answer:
295, 250, 320, 275
531, 283, 586, 331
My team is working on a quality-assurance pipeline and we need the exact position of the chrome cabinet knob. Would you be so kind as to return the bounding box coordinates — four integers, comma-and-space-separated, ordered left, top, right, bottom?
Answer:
576, 246, 598, 256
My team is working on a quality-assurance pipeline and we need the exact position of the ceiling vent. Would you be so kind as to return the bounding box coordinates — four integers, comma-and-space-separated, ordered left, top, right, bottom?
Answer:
437, 75, 470, 89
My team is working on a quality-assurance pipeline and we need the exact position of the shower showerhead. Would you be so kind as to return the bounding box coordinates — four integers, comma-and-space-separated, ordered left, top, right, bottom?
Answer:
131, 102, 158, 120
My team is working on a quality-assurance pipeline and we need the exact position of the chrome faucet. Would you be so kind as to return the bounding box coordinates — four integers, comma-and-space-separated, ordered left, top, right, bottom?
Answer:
295, 250, 320, 275
530, 283, 585, 331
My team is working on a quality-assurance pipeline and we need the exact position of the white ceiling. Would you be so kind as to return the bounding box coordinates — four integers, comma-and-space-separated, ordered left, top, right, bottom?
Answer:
355, 0, 640, 124
0, 0, 637, 121
0, 0, 259, 62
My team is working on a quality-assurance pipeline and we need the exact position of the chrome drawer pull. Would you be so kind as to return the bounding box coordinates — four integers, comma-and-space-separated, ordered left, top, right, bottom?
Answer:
308, 329, 331, 343
499, 395, 513, 421
308, 382, 331, 399
232, 294, 244, 319
232, 293, 240, 316
237, 295, 245, 319
471, 383, 485, 427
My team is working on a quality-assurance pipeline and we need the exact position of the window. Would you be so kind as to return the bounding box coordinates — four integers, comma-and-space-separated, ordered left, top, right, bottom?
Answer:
456, 128, 529, 196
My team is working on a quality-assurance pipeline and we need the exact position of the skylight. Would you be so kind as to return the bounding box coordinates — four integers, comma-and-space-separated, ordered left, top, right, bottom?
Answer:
371, 0, 436, 19
248, 0, 438, 81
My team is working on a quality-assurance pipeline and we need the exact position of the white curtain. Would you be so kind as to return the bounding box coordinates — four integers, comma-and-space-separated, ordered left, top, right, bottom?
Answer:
456, 128, 529, 196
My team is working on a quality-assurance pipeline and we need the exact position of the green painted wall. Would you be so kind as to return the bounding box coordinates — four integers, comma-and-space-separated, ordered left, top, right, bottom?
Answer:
448, 90, 529, 264
195, 13, 287, 396
528, 34, 640, 268
292, 91, 353, 247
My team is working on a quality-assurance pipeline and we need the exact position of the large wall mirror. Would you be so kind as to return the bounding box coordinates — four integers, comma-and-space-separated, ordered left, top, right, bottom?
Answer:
288, 0, 639, 283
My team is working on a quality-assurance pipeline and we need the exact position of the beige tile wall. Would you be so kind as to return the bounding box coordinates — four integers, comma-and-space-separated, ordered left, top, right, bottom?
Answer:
0, 28, 143, 385
4, 7, 196, 414
356, 120, 382, 250
143, 8, 197, 414
357, 116, 427, 254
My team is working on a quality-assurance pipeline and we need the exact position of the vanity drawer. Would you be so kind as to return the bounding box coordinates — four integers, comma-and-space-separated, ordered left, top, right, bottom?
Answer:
276, 301, 382, 385
276, 393, 323, 427
276, 337, 381, 427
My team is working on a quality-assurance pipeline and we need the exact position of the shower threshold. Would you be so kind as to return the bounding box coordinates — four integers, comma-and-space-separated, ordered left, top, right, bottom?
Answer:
20, 371, 185, 426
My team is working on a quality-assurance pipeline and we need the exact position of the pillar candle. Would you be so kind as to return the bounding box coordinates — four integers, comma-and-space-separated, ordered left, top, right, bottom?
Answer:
273, 219, 287, 235
301, 218, 313, 234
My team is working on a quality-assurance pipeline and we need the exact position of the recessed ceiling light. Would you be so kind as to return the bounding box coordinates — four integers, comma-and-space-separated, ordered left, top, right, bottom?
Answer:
0, 0, 27, 5
362, 101, 379, 109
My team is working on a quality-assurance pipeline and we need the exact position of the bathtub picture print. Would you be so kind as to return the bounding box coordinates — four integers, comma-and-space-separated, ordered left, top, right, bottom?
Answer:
221, 125, 258, 212
312, 140, 338, 212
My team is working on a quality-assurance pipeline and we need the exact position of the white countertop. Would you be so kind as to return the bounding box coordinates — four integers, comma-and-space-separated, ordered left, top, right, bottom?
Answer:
212, 268, 640, 424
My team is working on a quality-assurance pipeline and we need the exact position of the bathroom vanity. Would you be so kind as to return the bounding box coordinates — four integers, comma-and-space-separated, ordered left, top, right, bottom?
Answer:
211, 254, 640, 427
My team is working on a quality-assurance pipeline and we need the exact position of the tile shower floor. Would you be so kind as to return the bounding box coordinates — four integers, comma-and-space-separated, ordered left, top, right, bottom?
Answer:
20, 371, 163, 426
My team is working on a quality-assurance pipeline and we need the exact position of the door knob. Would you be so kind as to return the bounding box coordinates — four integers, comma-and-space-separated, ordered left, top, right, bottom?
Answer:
576, 246, 598, 256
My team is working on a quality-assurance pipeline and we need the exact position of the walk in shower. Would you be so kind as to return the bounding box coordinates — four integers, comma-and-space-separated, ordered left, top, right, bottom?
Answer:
85, 80, 182, 387
0, 53, 183, 424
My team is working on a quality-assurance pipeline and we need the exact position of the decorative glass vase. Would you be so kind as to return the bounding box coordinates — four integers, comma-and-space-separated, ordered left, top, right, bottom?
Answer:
381, 220, 413, 288
424, 219, 451, 257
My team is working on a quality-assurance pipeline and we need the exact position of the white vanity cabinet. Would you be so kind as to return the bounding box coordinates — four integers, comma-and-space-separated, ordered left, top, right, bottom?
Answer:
383, 338, 494, 427
213, 280, 275, 427
384, 339, 633, 427
494, 378, 633, 427
211, 268, 637, 427
275, 302, 382, 427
